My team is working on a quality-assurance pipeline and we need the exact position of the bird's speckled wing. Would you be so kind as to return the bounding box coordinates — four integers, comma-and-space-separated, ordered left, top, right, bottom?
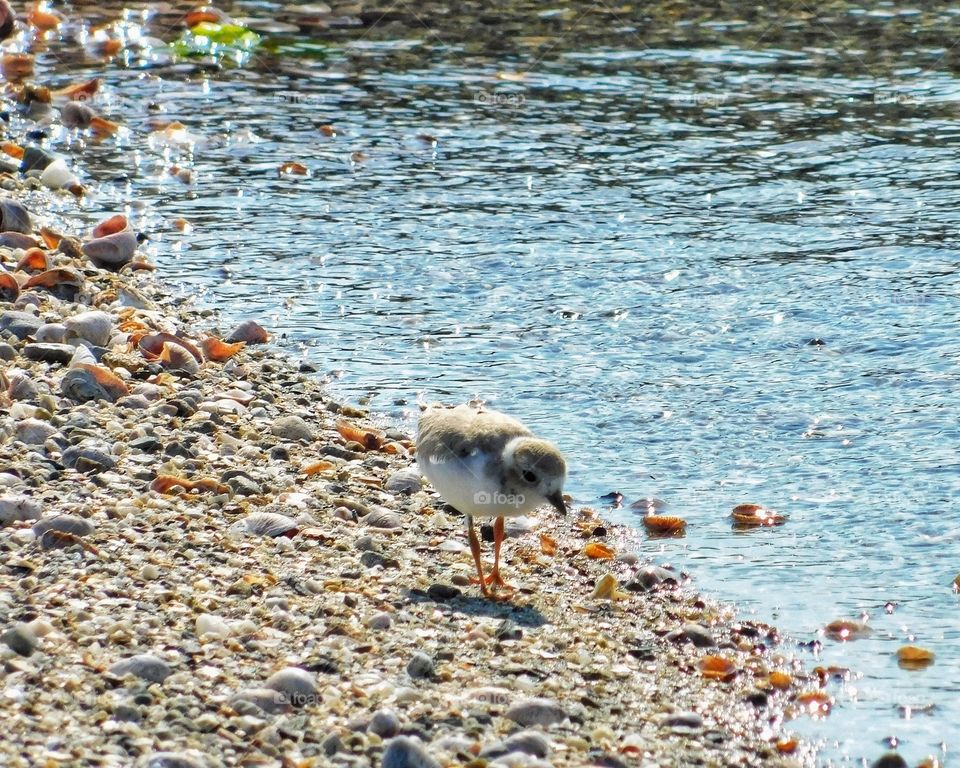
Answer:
417, 405, 531, 467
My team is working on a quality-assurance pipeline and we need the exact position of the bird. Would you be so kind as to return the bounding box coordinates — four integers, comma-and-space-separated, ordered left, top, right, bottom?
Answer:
417, 403, 567, 598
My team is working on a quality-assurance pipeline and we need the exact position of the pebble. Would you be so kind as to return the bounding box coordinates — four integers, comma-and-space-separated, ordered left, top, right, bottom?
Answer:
360, 551, 400, 569
381, 736, 440, 768
0, 342, 15, 360
1, 622, 38, 656
0, 495, 42, 525
426, 583, 461, 601
15, 418, 58, 445
64, 310, 113, 346
108, 654, 173, 683
32, 515, 95, 538
384, 467, 422, 493
195, 613, 231, 639
22, 343, 76, 365
481, 730, 551, 759
263, 667, 318, 707
61, 369, 111, 403
61, 444, 116, 473
270, 414, 314, 442
871, 754, 908, 768
365, 507, 403, 529
407, 652, 435, 680
627, 565, 679, 592
0, 310, 42, 339
366, 612, 393, 630
660, 711, 704, 730
369, 708, 401, 738
667, 623, 716, 648
506, 698, 566, 727
35, 322, 67, 343
140, 752, 207, 768
229, 687, 291, 715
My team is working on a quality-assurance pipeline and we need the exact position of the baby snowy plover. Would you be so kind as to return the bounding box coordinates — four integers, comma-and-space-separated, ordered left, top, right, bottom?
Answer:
417, 403, 567, 598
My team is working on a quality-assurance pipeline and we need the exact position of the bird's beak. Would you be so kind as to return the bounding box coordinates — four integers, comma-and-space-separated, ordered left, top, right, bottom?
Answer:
546, 491, 567, 515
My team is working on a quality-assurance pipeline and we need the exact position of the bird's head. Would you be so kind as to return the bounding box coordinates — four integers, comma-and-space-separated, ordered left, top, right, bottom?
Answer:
503, 437, 567, 515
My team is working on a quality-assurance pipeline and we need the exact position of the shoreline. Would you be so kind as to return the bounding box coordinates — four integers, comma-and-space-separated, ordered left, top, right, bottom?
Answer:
0, 34, 816, 768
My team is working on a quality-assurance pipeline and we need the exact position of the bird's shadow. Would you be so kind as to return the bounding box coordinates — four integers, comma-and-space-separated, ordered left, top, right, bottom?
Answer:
406, 589, 547, 627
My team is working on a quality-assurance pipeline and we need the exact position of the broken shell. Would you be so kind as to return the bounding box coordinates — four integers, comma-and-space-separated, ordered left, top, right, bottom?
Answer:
40, 158, 82, 195
64, 310, 113, 347
0, 199, 32, 234
83, 230, 139, 270
92, 214, 128, 238
896, 645, 935, 670
584, 542, 615, 560
73, 364, 129, 399
159, 342, 201, 374
0, 495, 42, 525
16, 418, 57, 445
592, 573, 629, 600
643, 515, 687, 536
185, 6, 232, 26
28, 3, 62, 30
200, 336, 244, 362
22, 268, 82, 300
138, 332, 203, 363
823, 619, 872, 642
336, 419, 384, 450
795, 689, 832, 717
302, 460, 335, 476
150, 475, 228, 495
768, 671, 793, 690
731, 503, 786, 528
226, 319, 269, 344
0, 271, 19, 302
1, 53, 33, 81
232, 512, 298, 538
16, 248, 48, 272
0, 232, 40, 249
539, 533, 557, 556
279, 161, 309, 175
61, 369, 111, 403
699, 655, 737, 682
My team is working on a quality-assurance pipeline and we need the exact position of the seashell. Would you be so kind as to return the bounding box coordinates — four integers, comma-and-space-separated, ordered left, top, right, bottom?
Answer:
364, 508, 403, 529
229, 688, 291, 715
93, 38, 123, 57
336, 419, 384, 450
319, 124, 336, 136
731, 503, 786, 528
263, 667, 318, 708
61, 370, 109, 403
768, 671, 793, 690
195, 613, 231, 639
92, 214, 128, 239
699, 655, 737, 682
226, 319, 269, 344
592, 573, 629, 600
505, 698, 566, 728
38, 530, 99, 553
795, 689, 832, 717
108, 654, 172, 683
16, 248, 48, 272
39, 227, 61, 249
40, 159, 82, 195
142, 752, 207, 768
22, 268, 82, 300
159, 342, 201, 374
0, 198, 32, 234
776, 737, 799, 754
539, 533, 557, 555
896, 645, 935, 670
33, 515, 95, 538
1, 53, 33, 81
7, 371, 38, 401
232, 512, 298, 538
151, 475, 229, 496
0, 271, 19, 302
200, 335, 244, 362
69, 345, 97, 367
73, 364, 128, 399
278, 161, 309, 176
643, 514, 687, 536
302, 460, 335, 476
384, 467, 422, 493
185, 6, 232, 26
823, 619, 872, 641
83, 230, 139, 270
52, 78, 100, 102
28, 3, 62, 30
0, 495, 42, 525
0, 232, 40, 249
16, 418, 57, 445
138, 332, 203, 363
583, 542, 614, 559
64, 310, 113, 347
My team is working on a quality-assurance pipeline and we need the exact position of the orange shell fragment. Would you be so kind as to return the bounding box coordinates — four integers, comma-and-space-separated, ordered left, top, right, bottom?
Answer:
150, 474, 228, 495
39, 227, 62, 249
583, 542, 615, 560
75, 364, 130, 399
92, 214, 128, 239
22, 268, 82, 291
28, 4, 62, 30
795, 689, 832, 717
302, 460, 335, 476
775, 737, 799, 754
279, 162, 309, 175
539, 533, 557, 556
0, 272, 19, 302
768, 671, 793, 690
731, 503, 786, 527
700, 655, 737, 682
138, 332, 203, 363
2, 141, 24, 159
824, 619, 872, 641
897, 645, 935, 670
16, 248, 48, 272
200, 336, 245, 362
643, 514, 687, 535
53, 78, 100, 101
335, 420, 384, 450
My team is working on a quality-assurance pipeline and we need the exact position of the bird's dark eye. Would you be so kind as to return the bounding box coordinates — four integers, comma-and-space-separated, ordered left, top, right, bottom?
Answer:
522, 470, 538, 483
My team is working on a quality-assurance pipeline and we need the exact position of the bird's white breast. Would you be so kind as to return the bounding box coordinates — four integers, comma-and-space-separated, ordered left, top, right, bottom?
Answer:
418, 449, 534, 518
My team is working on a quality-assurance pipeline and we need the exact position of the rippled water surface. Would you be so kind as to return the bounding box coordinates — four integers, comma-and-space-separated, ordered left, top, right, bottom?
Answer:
34, 1, 960, 763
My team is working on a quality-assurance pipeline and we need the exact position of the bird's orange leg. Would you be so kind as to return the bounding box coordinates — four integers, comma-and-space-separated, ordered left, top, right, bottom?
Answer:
485, 517, 515, 592
466, 517, 491, 597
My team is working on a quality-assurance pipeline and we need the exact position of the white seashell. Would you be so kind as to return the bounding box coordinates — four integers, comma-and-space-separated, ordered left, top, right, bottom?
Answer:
35, 323, 67, 343
231, 512, 298, 538
15, 417, 57, 445
68, 345, 97, 367
195, 613, 231, 639
39, 158, 80, 191
64, 310, 113, 346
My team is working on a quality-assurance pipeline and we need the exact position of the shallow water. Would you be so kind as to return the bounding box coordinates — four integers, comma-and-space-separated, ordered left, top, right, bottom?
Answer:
31, 1, 960, 763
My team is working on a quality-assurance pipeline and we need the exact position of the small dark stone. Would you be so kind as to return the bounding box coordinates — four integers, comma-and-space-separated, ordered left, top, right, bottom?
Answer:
381, 736, 440, 768
112, 703, 142, 723
360, 551, 400, 569
130, 436, 162, 453
745, 691, 768, 708
480, 523, 494, 543
225, 474, 261, 497
369, 708, 401, 738
22, 343, 75, 365
426, 583, 461, 602
298, 361, 318, 373
163, 441, 195, 459
321, 733, 344, 756
406, 652, 434, 680
626, 565, 679, 592
33, 515, 94, 538
807, 337, 827, 346
0, 342, 15, 360
62, 445, 115, 474
0, 311, 42, 340
666, 623, 716, 648
269, 445, 289, 461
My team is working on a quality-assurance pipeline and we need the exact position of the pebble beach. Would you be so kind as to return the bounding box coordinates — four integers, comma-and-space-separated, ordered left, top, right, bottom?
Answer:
0, 3, 833, 767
